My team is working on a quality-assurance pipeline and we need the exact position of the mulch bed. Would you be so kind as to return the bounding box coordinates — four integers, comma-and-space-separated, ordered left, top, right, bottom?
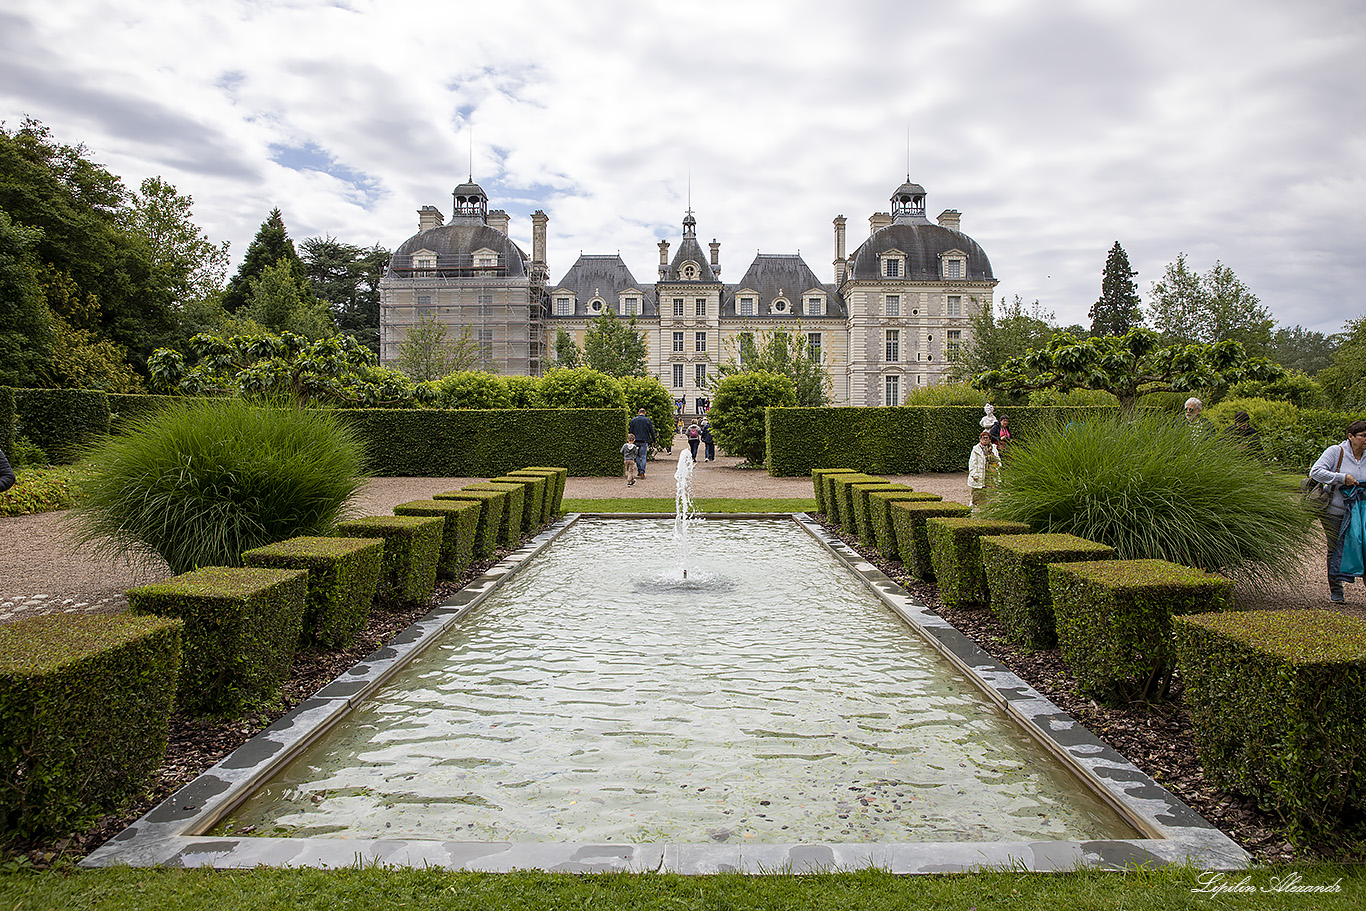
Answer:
7, 524, 1363, 868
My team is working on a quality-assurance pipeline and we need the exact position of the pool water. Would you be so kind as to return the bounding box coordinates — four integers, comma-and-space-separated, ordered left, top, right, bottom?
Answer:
216, 518, 1136, 844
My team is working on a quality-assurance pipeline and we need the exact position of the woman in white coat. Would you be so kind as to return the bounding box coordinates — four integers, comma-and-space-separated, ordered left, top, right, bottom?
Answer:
968, 429, 1001, 512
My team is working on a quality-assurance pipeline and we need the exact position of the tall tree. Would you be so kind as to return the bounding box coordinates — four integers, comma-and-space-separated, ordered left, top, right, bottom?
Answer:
0, 210, 52, 386
553, 328, 582, 367
242, 260, 335, 339
713, 327, 831, 407
222, 208, 313, 314
1148, 254, 1272, 354
125, 176, 229, 308
1316, 315, 1366, 410
949, 294, 1058, 379
300, 235, 388, 353
1267, 325, 1336, 375
582, 307, 648, 377
396, 311, 485, 381
1089, 241, 1142, 337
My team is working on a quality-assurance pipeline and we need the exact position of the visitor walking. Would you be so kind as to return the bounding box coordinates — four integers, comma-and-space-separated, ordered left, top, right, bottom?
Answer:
700, 418, 715, 461
1310, 420, 1366, 603
628, 408, 655, 479
687, 420, 701, 459
968, 429, 1001, 512
621, 433, 639, 486
0, 447, 13, 493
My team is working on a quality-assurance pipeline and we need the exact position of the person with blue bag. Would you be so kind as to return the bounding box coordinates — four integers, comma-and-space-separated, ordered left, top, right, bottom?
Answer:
1309, 420, 1366, 603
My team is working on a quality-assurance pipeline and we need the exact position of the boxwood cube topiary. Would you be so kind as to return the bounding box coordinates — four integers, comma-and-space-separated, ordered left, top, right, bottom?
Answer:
0, 614, 182, 838
926, 517, 1033, 610
889, 500, 972, 580
460, 483, 524, 547
127, 566, 307, 717
849, 482, 913, 547
241, 536, 383, 650
828, 473, 880, 531
1049, 558, 1233, 701
520, 467, 568, 516
490, 475, 544, 533
1173, 609, 1366, 837
979, 534, 1117, 648
335, 514, 445, 606
392, 499, 482, 579
867, 490, 943, 561
432, 488, 507, 558
504, 471, 554, 524
811, 468, 859, 514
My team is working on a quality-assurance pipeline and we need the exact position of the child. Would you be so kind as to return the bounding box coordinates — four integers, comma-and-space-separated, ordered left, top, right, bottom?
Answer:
622, 432, 639, 486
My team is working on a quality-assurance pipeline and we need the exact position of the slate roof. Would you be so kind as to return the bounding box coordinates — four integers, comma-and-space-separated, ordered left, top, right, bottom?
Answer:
665, 235, 719, 283
721, 254, 845, 319
549, 255, 654, 317
388, 224, 530, 278
847, 223, 994, 283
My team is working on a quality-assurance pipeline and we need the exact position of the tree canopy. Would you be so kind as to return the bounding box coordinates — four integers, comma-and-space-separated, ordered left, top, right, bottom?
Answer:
300, 235, 388, 353
1089, 241, 1142, 337
1148, 254, 1273, 355
222, 207, 312, 314
713, 327, 830, 407
972, 327, 1285, 411
949, 295, 1058, 380
582, 307, 648, 377
1316, 314, 1366, 410
396, 311, 486, 381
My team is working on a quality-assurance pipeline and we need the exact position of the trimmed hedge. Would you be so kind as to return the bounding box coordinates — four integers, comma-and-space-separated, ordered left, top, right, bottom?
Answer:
0, 614, 182, 838
12, 388, 111, 464
868, 489, 943, 561
462, 482, 524, 547
767, 405, 1120, 476
506, 470, 556, 524
241, 536, 384, 649
826, 473, 880, 530
335, 515, 445, 606
432, 489, 507, 558
850, 482, 913, 546
1173, 609, 1366, 836
392, 499, 482, 579
336, 408, 624, 476
491, 475, 544, 534
521, 467, 568, 517
0, 386, 13, 454
1048, 559, 1233, 701
106, 392, 179, 433
925, 517, 1032, 610
889, 500, 972, 580
126, 566, 308, 717
811, 468, 861, 514
980, 533, 1117, 648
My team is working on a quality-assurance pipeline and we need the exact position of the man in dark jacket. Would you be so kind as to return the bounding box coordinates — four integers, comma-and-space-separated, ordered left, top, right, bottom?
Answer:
627, 409, 654, 479
0, 448, 14, 493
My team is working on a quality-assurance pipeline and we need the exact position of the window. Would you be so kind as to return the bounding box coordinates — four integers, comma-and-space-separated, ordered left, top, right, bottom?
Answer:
624, 297, 639, 316
884, 258, 901, 278
885, 329, 900, 362
886, 294, 900, 317
672, 331, 684, 353
694, 363, 707, 387
672, 363, 684, 388
589, 299, 603, 314
695, 332, 707, 352
773, 298, 789, 313
739, 297, 755, 316
885, 375, 900, 407
673, 298, 685, 317
946, 295, 962, 318
807, 332, 821, 362
478, 291, 493, 319
946, 329, 962, 359
806, 297, 823, 316
695, 298, 706, 316
555, 296, 572, 316
738, 332, 754, 364
477, 328, 494, 358
944, 259, 963, 280
683, 264, 697, 280
416, 295, 432, 309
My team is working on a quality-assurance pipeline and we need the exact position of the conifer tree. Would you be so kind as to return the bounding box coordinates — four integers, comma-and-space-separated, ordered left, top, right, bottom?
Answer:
1089, 241, 1142, 337
222, 208, 313, 313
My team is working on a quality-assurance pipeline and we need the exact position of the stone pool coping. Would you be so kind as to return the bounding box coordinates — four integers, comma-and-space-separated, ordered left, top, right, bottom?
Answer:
83, 514, 1250, 874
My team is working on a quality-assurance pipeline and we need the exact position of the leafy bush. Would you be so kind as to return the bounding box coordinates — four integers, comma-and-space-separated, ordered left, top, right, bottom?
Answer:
901, 380, 987, 407
1026, 387, 1120, 407
504, 375, 543, 408
984, 410, 1312, 585
8, 434, 49, 468
1260, 408, 1366, 474
434, 370, 512, 409
711, 370, 795, 464
1204, 396, 1298, 437
0, 465, 86, 516
1229, 370, 1326, 410
617, 375, 674, 453
12, 388, 110, 463
538, 367, 628, 410
71, 398, 366, 574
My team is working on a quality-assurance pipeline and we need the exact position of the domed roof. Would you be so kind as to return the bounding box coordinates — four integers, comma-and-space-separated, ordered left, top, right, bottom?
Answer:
389, 223, 529, 278
452, 180, 487, 200
847, 222, 994, 282
892, 180, 926, 201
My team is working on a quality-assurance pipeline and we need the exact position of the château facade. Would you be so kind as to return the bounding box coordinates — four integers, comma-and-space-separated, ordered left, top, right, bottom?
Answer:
378, 179, 997, 407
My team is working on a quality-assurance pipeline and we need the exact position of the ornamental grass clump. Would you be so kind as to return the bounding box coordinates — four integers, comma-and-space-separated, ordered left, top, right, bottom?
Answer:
72, 398, 366, 575
982, 410, 1312, 584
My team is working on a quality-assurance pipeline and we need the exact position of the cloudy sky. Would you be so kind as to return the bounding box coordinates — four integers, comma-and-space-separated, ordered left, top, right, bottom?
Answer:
3, 0, 1362, 335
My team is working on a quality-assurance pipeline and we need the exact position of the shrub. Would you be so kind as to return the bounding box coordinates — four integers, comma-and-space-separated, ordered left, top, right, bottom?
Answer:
0, 385, 12, 453
430, 489, 506, 559
0, 465, 85, 517
12, 387, 110, 463
492, 474, 546, 532
1173, 609, 1366, 838
71, 399, 366, 575
505, 470, 556, 524
811, 468, 859, 514
0, 614, 182, 838
538, 367, 628, 410
1048, 559, 1233, 701
980, 533, 1116, 647
434, 371, 512, 409
241, 536, 384, 649
504, 375, 543, 408
1229, 370, 1326, 410
867, 489, 942, 561
126, 566, 307, 717
850, 482, 911, 545
825, 473, 878, 530
984, 410, 1313, 585
335, 515, 445, 606
1026, 387, 1120, 407
617, 375, 675, 454
901, 380, 987, 407
392, 499, 482, 578
890, 500, 972, 580
1204, 396, 1298, 437
712, 371, 795, 464
7, 434, 48, 468
516, 467, 568, 517
926, 517, 1032, 610
462, 482, 524, 547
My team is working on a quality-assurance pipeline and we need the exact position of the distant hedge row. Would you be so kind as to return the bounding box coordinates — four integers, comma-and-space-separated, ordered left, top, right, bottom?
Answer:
765, 405, 1117, 476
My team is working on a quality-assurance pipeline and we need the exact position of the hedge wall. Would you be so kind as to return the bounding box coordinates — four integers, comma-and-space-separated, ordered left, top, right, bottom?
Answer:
11, 388, 110, 464
766, 405, 1121, 476
107, 393, 180, 433
336, 407, 626, 477
0, 387, 13, 455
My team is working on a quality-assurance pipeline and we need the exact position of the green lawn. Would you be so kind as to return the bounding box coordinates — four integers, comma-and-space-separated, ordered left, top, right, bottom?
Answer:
563, 497, 817, 513
3, 864, 1362, 910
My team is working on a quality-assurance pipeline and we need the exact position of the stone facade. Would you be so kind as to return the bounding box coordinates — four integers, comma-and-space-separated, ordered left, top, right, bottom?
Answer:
379, 179, 997, 405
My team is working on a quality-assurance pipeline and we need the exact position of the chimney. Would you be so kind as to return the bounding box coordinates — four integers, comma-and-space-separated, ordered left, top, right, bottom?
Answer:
531, 210, 548, 279
833, 216, 847, 284
869, 212, 893, 235
418, 205, 444, 231
709, 239, 721, 278
658, 240, 670, 280
487, 209, 510, 235
937, 209, 961, 231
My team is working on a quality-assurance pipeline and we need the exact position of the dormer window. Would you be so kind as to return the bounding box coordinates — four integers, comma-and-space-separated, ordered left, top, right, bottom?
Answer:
472, 247, 500, 276
880, 250, 906, 279
739, 297, 755, 317
773, 298, 789, 314
682, 262, 699, 280
805, 296, 825, 317
941, 250, 967, 281
411, 250, 437, 272
624, 297, 639, 316
589, 298, 604, 314
555, 296, 572, 316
